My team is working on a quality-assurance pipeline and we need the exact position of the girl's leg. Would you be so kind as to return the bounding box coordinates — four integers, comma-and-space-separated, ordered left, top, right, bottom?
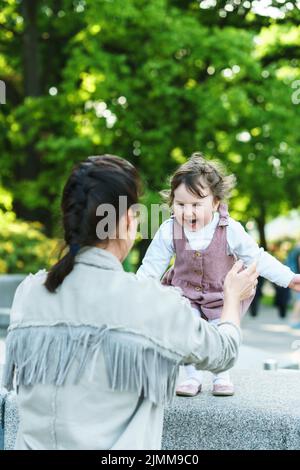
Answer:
209, 318, 234, 395
176, 365, 203, 396
212, 369, 232, 385
185, 364, 203, 384
186, 306, 203, 383
176, 307, 203, 396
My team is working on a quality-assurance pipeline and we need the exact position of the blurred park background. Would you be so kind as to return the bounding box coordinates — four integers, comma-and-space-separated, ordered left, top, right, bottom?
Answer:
0, 0, 300, 277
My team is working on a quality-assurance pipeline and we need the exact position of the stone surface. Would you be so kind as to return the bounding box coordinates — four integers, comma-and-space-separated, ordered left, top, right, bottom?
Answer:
3, 392, 19, 450
0, 388, 8, 450
162, 369, 300, 450
0, 275, 25, 329
0, 309, 10, 329
0, 274, 25, 308
1, 369, 300, 450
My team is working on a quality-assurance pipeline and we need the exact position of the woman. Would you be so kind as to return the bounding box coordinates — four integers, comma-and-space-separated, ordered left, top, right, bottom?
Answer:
3, 155, 258, 450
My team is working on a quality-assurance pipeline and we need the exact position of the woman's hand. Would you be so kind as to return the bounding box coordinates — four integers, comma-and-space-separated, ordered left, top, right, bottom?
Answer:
224, 260, 259, 302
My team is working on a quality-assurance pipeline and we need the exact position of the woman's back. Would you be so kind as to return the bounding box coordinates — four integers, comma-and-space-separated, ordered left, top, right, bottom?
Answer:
4, 247, 192, 449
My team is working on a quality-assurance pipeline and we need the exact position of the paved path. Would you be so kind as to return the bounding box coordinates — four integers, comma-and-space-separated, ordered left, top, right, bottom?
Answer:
237, 305, 300, 369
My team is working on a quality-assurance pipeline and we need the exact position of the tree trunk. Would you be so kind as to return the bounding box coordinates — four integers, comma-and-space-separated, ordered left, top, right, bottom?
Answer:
21, 0, 40, 97
13, 1, 52, 234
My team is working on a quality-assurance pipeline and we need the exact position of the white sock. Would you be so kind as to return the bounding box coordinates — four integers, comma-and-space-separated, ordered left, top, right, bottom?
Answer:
185, 365, 203, 384
213, 373, 232, 386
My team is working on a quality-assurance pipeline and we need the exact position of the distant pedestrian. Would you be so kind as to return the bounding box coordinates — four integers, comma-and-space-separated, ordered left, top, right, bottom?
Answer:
249, 276, 264, 317
274, 284, 291, 318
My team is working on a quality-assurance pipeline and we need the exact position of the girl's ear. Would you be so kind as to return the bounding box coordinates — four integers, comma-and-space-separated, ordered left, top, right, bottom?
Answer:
170, 202, 175, 216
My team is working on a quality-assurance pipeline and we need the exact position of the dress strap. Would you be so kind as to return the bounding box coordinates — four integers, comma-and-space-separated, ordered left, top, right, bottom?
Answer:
218, 203, 229, 227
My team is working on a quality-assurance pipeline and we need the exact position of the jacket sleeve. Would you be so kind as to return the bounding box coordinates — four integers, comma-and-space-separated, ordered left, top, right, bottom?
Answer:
169, 291, 242, 374
133, 277, 242, 375
181, 315, 242, 374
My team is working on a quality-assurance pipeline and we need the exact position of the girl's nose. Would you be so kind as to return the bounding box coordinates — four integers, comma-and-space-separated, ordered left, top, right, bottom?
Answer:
184, 204, 195, 218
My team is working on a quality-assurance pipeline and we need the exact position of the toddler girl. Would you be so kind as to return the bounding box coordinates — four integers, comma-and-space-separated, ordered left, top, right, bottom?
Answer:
137, 153, 300, 397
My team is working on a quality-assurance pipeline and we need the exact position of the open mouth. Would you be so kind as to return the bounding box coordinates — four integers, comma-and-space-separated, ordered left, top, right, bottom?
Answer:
185, 218, 197, 228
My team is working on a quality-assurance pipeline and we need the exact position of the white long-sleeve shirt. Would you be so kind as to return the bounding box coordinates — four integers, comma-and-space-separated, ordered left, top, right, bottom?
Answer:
137, 212, 295, 288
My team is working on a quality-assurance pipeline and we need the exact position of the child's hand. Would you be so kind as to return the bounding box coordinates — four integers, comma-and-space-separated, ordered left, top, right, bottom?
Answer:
289, 274, 300, 292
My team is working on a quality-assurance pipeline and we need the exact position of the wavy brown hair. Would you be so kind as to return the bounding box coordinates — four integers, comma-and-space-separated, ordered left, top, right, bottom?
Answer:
161, 152, 236, 205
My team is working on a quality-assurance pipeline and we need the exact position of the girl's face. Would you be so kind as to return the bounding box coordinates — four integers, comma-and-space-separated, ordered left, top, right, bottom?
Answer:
173, 183, 219, 231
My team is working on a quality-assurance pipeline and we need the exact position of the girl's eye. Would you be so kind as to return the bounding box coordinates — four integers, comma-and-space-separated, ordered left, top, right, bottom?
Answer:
175, 202, 203, 207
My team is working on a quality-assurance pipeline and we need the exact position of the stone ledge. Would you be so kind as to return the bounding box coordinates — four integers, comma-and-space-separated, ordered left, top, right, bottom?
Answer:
162, 369, 300, 450
0, 274, 26, 309
0, 274, 26, 329
0, 388, 8, 450
2, 392, 18, 451
1, 369, 300, 450
0, 309, 10, 329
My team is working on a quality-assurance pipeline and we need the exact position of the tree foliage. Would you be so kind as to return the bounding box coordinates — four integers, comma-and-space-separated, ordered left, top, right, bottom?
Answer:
0, 0, 299, 261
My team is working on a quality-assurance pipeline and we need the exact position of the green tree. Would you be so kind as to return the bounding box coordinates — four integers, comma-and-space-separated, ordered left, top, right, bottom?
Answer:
0, 0, 299, 262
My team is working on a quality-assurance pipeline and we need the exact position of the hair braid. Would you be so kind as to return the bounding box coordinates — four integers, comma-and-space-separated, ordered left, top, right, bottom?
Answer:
44, 155, 140, 293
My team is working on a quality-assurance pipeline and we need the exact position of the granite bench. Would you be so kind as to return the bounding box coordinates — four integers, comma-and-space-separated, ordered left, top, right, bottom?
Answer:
1, 369, 300, 450
162, 369, 300, 450
0, 275, 26, 329
0, 388, 7, 450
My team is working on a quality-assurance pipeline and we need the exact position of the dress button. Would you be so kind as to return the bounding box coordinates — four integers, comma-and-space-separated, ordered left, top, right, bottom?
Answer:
195, 286, 202, 291
194, 270, 202, 276
194, 251, 201, 257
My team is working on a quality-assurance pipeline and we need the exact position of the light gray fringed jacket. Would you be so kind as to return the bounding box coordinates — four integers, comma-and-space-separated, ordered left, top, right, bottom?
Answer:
3, 246, 242, 450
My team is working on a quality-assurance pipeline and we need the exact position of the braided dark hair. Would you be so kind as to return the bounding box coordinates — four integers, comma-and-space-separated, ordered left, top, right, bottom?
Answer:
45, 155, 140, 293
